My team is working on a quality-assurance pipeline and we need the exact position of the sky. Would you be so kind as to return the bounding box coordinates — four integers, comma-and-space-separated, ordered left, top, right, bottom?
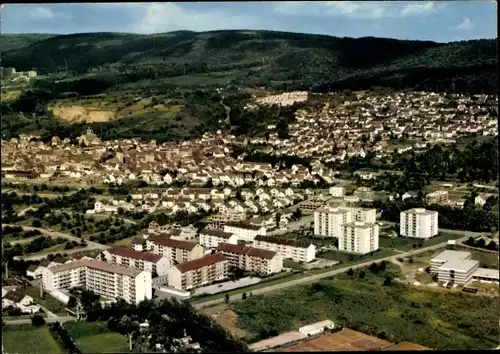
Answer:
1, 1, 497, 43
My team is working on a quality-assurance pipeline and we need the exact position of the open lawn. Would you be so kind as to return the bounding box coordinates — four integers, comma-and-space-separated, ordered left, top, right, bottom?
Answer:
379, 232, 464, 251
201, 304, 248, 339
232, 264, 498, 349
3, 324, 64, 354
64, 321, 130, 353
25, 286, 68, 315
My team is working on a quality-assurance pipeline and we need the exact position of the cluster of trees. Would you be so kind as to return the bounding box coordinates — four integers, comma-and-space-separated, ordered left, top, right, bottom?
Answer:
231, 145, 312, 169
3, 235, 69, 260
75, 294, 248, 352
464, 236, 498, 251
49, 321, 81, 354
373, 198, 498, 232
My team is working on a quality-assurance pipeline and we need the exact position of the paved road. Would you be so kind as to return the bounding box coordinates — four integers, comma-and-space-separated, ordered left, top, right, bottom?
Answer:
3, 224, 109, 261
193, 235, 470, 310
458, 243, 499, 254
4, 316, 75, 325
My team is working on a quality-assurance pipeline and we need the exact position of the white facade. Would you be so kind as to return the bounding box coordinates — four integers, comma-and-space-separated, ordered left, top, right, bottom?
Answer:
223, 222, 267, 242
298, 320, 335, 336
199, 228, 238, 249
329, 186, 345, 198
400, 208, 438, 239
167, 254, 229, 290
314, 207, 376, 238
437, 259, 479, 285
216, 243, 283, 275
102, 247, 170, 276
339, 221, 379, 255
42, 259, 152, 305
430, 250, 471, 274
253, 236, 316, 263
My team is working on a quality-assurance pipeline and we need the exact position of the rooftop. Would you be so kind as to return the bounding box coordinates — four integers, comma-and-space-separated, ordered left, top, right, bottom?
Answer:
200, 228, 234, 239
217, 243, 277, 260
105, 246, 163, 263
431, 250, 471, 263
48, 258, 143, 277
151, 238, 199, 251
175, 254, 227, 273
473, 267, 499, 280
438, 258, 479, 272
254, 235, 312, 248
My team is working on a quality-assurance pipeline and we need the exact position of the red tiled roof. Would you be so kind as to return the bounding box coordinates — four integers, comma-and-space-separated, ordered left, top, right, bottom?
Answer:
254, 235, 312, 248
175, 254, 227, 273
217, 243, 277, 260
106, 246, 162, 263
200, 228, 234, 239
3, 290, 29, 303
151, 238, 198, 251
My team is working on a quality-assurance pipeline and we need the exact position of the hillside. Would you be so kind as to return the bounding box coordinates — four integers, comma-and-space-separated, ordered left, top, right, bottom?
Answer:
0, 34, 56, 53
1, 30, 497, 92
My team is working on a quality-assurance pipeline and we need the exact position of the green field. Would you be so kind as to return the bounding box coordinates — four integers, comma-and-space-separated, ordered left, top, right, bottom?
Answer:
25, 287, 68, 315
3, 324, 64, 354
64, 321, 130, 353
317, 247, 398, 263
232, 264, 498, 349
378, 232, 465, 251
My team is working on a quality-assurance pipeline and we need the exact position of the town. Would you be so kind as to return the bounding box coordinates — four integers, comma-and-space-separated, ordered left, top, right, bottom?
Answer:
2, 87, 499, 352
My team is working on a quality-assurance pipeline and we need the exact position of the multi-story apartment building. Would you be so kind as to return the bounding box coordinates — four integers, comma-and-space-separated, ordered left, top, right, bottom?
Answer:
216, 243, 283, 275
314, 207, 352, 238
102, 247, 170, 276
425, 190, 449, 205
42, 259, 152, 304
199, 228, 238, 249
329, 186, 345, 198
400, 208, 438, 239
223, 221, 267, 242
314, 207, 376, 238
167, 254, 229, 291
253, 235, 316, 263
339, 221, 379, 255
149, 238, 204, 265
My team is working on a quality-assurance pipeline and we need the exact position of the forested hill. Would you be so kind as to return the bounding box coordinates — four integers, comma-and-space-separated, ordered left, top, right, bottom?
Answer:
1, 30, 497, 93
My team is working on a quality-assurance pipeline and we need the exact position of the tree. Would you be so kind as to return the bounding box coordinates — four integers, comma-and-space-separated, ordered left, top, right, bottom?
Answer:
241, 292, 247, 300
476, 238, 486, 248
383, 275, 393, 286
224, 293, 230, 304
346, 268, 354, 276
31, 314, 45, 326
32, 219, 42, 228
275, 213, 281, 228
358, 270, 366, 279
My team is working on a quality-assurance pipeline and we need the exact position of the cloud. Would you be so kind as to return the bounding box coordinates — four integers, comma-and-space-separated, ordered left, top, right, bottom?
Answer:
452, 17, 473, 31
23, 6, 71, 21
274, 1, 445, 20
113, 3, 265, 34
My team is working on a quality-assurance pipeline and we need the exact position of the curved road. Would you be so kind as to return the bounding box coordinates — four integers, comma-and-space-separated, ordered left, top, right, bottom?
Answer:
3, 224, 109, 261
194, 233, 478, 310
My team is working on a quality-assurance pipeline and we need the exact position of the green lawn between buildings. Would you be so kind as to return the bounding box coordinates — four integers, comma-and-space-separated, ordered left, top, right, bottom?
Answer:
3, 324, 64, 354
64, 321, 130, 353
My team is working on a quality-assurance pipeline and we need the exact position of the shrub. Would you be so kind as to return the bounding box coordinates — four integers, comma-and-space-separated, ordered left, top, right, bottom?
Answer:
31, 314, 45, 326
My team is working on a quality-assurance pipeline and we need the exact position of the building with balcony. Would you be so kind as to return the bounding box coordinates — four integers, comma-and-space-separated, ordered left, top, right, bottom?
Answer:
199, 228, 238, 249
253, 235, 316, 263
314, 206, 376, 238
216, 243, 283, 275
167, 254, 229, 291
42, 259, 152, 304
149, 238, 204, 265
400, 208, 438, 239
339, 221, 379, 255
224, 221, 267, 242
102, 246, 170, 276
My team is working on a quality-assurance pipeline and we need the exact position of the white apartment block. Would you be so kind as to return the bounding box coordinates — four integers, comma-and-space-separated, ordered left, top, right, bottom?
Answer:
149, 238, 204, 265
102, 247, 170, 276
224, 221, 267, 243
314, 207, 376, 238
42, 259, 152, 305
253, 235, 316, 263
400, 208, 438, 239
216, 243, 283, 275
167, 254, 229, 291
329, 186, 345, 198
339, 221, 379, 255
199, 228, 238, 249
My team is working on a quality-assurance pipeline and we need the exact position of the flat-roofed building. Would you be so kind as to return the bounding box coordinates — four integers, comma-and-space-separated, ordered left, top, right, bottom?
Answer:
102, 246, 170, 276
339, 221, 379, 254
167, 254, 228, 290
329, 186, 345, 198
314, 206, 376, 238
437, 258, 479, 285
224, 221, 267, 242
253, 235, 316, 263
149, 238, 204, 265
430, 250, 471, 274
42, 259, 152, 304
425, 190, 449, 205
199, 228, 238, 249
473, 268, 500, 283
400, 208, 438, 239
216, 243, 283, 275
